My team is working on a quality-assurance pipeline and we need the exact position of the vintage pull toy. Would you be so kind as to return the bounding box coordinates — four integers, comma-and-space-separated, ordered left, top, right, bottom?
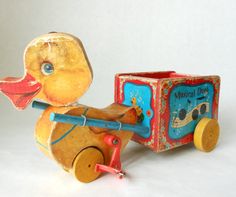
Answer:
0, 32, 220, 183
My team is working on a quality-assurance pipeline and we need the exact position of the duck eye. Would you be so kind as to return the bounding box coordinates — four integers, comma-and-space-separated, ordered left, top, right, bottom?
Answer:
41, 62, 54, 75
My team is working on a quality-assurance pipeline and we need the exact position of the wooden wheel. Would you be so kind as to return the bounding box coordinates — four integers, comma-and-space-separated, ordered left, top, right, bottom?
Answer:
194, 118, 220, 152
72, 147, 104, 183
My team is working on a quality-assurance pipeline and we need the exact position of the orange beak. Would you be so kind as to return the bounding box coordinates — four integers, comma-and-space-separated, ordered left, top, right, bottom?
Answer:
0, 73, 41, 110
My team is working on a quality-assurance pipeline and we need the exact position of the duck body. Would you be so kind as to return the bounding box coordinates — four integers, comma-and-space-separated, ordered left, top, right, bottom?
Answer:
35, 103, 137, 173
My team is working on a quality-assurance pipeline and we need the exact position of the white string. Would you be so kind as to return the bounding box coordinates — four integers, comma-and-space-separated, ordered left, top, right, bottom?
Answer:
81, 115, 87, 127
116, 121, 122, 131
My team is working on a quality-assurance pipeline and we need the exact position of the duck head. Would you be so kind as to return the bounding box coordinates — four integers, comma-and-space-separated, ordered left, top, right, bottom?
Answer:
0, 32, 93, 110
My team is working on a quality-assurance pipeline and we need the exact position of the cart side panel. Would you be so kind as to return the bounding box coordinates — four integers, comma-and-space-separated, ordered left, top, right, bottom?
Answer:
158, 76, 220, 151
115, 75, 159, 151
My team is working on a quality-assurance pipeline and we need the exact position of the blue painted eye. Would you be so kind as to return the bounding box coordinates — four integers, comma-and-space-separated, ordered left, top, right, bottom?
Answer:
41, 62, 54, 75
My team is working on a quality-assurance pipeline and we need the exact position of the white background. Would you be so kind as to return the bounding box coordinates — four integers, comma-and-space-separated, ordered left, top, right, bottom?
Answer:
0, 0, 235, 196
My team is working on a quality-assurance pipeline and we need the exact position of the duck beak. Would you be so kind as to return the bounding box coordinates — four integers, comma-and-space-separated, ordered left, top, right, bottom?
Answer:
0, 73, 41, 110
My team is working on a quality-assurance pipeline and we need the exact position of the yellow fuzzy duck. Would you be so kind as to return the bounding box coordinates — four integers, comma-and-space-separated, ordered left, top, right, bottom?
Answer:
0, 32, 139, 183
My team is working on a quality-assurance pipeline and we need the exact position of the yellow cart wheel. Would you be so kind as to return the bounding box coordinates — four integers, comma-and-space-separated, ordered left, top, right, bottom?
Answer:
194, 118, 220, 152
72, 147, 104, 183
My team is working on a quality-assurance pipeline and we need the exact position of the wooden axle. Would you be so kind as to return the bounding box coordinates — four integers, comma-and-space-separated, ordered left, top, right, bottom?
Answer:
32, 101, 150, 138
32, 101, 50, 110
50, 112, 149, 138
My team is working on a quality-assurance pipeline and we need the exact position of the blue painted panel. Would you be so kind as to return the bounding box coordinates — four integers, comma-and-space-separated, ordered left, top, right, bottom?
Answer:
122, 82, 153, 138
168, 83, 214, 139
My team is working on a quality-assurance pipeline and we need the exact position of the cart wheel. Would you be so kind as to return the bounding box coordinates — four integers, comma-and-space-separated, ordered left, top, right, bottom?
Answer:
72, 147, 104, 183
194, 118, 220, 152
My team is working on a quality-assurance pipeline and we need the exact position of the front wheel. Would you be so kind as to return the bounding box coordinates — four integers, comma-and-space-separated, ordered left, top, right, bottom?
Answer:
72, 147, 104, 183
194, 118, 220, 152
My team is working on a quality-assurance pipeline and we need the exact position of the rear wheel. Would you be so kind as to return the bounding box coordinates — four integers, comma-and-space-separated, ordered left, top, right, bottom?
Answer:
72, 147, 104, 183
194, 118, 220, 152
